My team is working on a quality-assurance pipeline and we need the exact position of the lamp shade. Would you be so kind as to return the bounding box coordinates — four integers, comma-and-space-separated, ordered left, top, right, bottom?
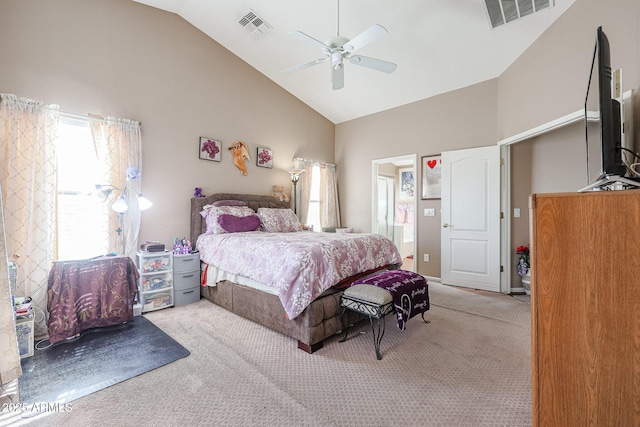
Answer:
111, 195, 128, 213
138, 194, 152, 211
288, 168, 305, 183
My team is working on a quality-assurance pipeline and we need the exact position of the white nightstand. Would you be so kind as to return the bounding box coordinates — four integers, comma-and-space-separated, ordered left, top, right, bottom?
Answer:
173, 252, 200, 306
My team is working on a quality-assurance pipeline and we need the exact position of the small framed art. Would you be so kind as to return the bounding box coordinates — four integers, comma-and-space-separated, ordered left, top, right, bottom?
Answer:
199, 137, 221, 162
399, 167, 415, 199
421, 154, 442, 199
256, 147, 273, 168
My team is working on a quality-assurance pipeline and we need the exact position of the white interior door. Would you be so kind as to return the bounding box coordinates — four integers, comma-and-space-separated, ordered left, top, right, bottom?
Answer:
441, 145, 501, 292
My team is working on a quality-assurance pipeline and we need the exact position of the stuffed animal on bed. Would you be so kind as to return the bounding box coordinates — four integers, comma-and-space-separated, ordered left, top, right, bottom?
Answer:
271, 185, 289, 202
228, 141, 250, 176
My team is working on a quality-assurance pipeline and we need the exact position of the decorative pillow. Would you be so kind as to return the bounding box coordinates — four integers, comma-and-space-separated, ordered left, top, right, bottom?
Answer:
200, 200, 249, 219
212, 200, 248, 207
217, 214, 261, 233
257, 208, 302, 233
204, 205, 256, 234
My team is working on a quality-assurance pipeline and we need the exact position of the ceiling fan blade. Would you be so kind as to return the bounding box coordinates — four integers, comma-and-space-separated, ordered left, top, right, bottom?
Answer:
349, 55, 397, 74
343, 24, 388, 53
281, 57, 329, 74
332, 64, 344, 90
289, 31, 330, 52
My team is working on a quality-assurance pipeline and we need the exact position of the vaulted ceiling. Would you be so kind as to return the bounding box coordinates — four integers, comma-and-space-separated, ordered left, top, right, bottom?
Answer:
133, 0, 575, 124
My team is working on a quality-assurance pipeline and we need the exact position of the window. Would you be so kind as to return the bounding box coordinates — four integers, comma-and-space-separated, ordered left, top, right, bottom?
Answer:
55, 118, 109, 260
306, 165, 322, 232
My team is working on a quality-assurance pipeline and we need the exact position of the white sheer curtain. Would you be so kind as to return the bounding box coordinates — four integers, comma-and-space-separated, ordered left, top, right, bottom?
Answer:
295, 158, 341, 229
0, 94, 59, 342
320, 163, 341, 228
90, 117, 142, 261
296, 158, 314, 225
0, 182, 21, 384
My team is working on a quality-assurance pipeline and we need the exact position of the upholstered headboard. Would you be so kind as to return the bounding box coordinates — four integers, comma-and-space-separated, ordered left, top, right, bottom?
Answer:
190, 193, 290, 246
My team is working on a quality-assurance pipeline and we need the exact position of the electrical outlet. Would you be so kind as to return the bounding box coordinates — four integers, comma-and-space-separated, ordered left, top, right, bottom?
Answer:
424, 254, 430, 262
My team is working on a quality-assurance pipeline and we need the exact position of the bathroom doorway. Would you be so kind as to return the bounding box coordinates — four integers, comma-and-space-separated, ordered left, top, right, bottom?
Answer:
372, 154, 417, 271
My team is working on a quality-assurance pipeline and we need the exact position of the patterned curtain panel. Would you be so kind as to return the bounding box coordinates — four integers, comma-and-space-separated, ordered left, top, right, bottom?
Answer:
0, 182, 21, 384
89, 117, 142, 261
320, 163, 341, 228
0, 94, 59, 340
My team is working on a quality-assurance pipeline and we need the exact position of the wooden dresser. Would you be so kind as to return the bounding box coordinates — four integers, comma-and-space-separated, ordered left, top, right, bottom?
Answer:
530, 190, 640, 426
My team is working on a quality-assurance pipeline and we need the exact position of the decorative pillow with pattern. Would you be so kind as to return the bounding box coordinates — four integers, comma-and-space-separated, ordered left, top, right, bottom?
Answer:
257, 208, 302, 233
200, 200, 249, 218
203, 205, 256, 234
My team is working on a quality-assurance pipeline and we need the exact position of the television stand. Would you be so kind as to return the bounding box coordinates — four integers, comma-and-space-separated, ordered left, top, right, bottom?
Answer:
578, 175, 640, 192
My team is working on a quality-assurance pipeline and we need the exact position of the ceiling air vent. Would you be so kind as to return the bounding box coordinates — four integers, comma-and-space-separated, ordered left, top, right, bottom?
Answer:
484, 0, 554, 29
238, 9, 272, 39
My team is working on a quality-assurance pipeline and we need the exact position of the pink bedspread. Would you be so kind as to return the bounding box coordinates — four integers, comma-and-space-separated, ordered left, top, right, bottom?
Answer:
197, 231, 401, 319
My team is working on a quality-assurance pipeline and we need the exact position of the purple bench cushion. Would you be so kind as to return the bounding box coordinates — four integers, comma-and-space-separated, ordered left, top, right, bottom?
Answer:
353, 269, 429, 330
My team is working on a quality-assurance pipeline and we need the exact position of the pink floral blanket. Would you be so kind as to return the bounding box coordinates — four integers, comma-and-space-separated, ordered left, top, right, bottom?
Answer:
197, 231, 402, 319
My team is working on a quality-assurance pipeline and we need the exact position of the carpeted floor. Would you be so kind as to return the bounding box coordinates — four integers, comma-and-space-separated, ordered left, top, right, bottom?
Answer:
11, 282, 531, 427
17, 316, 189, 415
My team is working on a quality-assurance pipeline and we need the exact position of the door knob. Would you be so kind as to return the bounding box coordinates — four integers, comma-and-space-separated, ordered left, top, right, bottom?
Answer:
443, 223, 451, 228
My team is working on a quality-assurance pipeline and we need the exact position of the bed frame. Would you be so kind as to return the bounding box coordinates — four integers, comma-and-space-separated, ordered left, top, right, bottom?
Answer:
190, 193, 359, 353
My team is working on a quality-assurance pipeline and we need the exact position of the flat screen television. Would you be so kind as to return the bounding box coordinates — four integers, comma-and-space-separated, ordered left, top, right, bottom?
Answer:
583, 26, 627, 189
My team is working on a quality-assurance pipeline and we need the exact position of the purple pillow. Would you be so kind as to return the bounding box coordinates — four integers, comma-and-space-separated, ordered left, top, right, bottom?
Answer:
217, 214, 261, 233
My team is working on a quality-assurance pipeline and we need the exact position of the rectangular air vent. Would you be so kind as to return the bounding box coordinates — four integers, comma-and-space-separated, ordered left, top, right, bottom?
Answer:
239, 9, 272, 39
485, 0, 553, 28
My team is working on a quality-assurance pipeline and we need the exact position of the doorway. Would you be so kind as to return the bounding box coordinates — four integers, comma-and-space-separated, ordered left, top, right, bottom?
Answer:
372, 154, 417, 272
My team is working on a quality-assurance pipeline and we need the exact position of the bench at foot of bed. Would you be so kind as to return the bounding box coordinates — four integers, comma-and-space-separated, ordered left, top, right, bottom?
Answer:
339, 270, 430, 360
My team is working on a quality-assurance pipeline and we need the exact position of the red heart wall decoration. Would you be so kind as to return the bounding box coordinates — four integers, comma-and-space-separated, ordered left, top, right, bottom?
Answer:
427, 160, 437, 169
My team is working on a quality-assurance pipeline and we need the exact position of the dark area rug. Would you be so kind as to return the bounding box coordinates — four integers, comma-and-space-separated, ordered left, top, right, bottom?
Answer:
18, 315, 189, 409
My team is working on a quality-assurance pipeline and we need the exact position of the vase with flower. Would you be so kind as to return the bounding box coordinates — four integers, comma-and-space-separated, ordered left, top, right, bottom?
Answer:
516, 245, 531, 295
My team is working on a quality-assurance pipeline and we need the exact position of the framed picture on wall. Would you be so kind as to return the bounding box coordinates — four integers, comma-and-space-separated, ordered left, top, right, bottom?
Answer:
421, 154, 442, 199
399, 167, 415, 199
199, 137, 221, 162
256, 147, 273, 168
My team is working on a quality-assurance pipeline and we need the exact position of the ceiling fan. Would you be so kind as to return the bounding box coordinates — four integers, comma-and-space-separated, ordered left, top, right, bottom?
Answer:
281, 1, 397, 90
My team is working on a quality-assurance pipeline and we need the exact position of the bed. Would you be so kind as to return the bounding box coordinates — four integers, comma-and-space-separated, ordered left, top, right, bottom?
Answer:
190, 193, 402, 353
